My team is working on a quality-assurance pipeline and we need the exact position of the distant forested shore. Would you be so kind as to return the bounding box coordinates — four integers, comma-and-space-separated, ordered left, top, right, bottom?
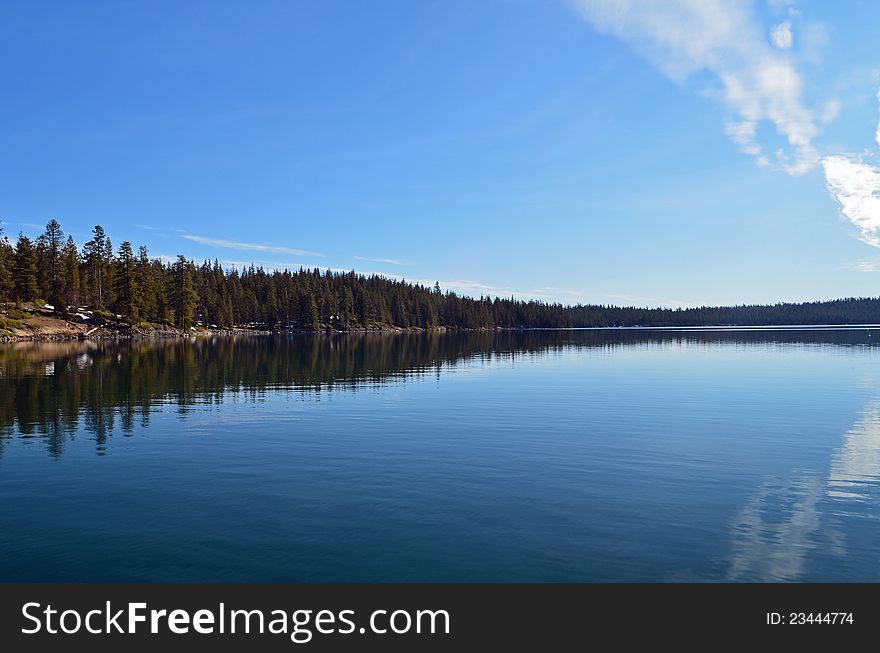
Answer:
2, 219, 880, 338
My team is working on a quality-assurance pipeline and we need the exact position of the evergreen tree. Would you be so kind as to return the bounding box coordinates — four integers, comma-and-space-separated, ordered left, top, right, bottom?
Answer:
9, 216, 880, 333
82, 226, 108, 309
136, 246, 157, 322
0, 223, 14, 304
103, 238, 114, 309
113, 241, 142, 320
62, 236, 80, 307
34, 235, 51, 301
42, 219, 65, 310
170, 256, 198, 330
13, 233, 38, 302
308, 295, 321, 330
341, 286, 356, 329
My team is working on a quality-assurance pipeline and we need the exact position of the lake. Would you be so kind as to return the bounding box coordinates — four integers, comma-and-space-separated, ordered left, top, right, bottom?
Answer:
1, 330, 879, 582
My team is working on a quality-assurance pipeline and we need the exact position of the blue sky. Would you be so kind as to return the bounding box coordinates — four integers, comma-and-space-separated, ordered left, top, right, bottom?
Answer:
2, 1, 880, 307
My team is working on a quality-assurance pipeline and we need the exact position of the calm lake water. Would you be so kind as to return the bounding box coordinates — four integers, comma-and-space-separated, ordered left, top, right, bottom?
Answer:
1, 330, 880, 582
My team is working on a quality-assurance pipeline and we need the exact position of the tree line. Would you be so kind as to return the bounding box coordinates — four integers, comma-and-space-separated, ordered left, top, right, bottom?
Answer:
2, 218, 880, 329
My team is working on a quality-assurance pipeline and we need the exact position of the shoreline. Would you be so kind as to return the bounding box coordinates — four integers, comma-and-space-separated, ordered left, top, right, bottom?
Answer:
0, 308, 493, 342
5, 302, 880, 343
0, 327, 484, 343
4, 323, 880, 343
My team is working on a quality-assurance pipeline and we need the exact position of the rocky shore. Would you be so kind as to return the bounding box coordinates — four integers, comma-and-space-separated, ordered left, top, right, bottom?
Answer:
0, 304, 467, 342
0, 304, 269, 343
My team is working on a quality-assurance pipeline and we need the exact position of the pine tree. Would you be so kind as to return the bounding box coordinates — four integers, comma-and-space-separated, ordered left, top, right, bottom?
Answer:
13, 233, 38, 302
308, 295, 321, 330
136, 246, 156, 322
170, 256, 198, 330
0, 223, 14, 305
114, 241, 142, 321
103, 238, 114, 309
62, 236, 80, 307
341, 286, 356, 329
10, 216, 880, 333
34, 235, 50, 301
42, 219, 65, 310
82, 226, 107, 309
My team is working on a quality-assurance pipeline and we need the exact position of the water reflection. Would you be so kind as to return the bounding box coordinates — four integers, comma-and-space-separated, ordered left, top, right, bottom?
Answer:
727, 474, 825, 582
2, 329, 879, 459
828, 400, 880, 501
726, 397, 880, 581
3, 329, 880, 582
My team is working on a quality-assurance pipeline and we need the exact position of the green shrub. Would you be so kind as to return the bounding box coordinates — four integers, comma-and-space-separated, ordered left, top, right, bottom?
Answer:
0, 317, 23, 331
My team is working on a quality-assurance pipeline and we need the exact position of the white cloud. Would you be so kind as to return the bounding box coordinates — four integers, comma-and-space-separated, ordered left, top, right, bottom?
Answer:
605, 293, 701, 308
221, 259, 311, 270
431, 281, 583, 302
369, 274, 583, 302
822, 88, 880, 248
571, 0, 820, 174
219, 258, 360, 274
770, 20, 792, 49
855, 261, 880, 273
430, 279, 498, 293
822, 155, 880, 247
155, 247, 583, 302
353, 255, 407, 266
181, 234, 325, 258
372, 274, 503, 295
536, 286, 585, 297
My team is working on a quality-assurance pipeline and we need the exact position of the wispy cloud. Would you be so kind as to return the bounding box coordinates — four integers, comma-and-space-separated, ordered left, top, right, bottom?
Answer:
571, 0, 822, 174
221, 259, 305, 270
353, 255, 408, 266
181, 234, 325, 258
149, 249, 586, 302
452, 282, 581, 301
426, 279, 498, 293
605, 293, 701, 309
404, 277, 583, 302
163, 232, 586, 301
534, 286, 585, 298
220, 259, 345, 272
822, 89, 880, 247
854, 261, 880, 273
569, 2, 880, 250
770, 20, 793, 49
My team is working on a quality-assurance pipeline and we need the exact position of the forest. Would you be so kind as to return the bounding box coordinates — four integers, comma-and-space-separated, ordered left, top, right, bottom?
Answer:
2, 218, 880, 330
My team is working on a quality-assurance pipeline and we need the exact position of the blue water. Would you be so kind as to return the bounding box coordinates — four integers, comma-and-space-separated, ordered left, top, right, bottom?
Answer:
1, 330, 879, 582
